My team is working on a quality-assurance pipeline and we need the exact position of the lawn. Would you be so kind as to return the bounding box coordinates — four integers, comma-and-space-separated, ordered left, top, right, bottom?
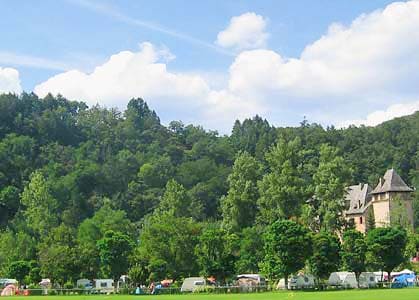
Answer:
9, 289, 419, 300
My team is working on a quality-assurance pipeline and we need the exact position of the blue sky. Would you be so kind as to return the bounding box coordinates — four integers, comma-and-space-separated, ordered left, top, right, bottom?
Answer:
1, 0, 419, 133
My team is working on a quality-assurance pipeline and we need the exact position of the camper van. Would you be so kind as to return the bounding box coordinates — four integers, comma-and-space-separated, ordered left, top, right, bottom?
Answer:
76, 279, 93, 289
0, 279, 18, 289
236, 274, 266, 287
94, 279, 114, 293
328, 272, 358, 288
181, 277, 206, 292
289, 274, 315, 289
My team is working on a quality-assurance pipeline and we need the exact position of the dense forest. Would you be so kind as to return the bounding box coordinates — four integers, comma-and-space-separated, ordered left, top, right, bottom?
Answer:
0, 93, 418, 287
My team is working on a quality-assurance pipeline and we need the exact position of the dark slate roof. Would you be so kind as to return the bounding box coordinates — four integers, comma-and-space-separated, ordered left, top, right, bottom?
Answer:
371, 169, 414, 194
345, 183, 372, 215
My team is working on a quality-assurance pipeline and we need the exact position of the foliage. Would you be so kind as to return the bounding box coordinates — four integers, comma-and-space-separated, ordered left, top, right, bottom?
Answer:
341, 230, 366, 285
309, 231, 341, 282
258, 138, 307, 224
366, 227, 408, 281
97, 230, 134, 281
195, 223, 239, 282
310, 144, 351, 232
221, 152, 261, 231
0, 93, 418, 284
261, 220, 312, 288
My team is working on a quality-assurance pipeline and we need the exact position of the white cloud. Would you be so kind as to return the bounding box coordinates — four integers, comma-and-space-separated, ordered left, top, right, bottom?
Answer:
0, 67, 22, 94
34, 42, 252, 131
222, 1, 419, 127
35, 42, 209, 108
339, 101, 419, 127
228, 1, 419, 99
216, 12, 269, 50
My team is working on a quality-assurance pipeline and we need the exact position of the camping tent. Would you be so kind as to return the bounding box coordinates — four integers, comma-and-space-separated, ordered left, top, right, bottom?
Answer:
359, 272, 377, 288
392, 273, 416, 288
1, 284, 17, 296
328, 272, 358, 288
181, 277, 205, 292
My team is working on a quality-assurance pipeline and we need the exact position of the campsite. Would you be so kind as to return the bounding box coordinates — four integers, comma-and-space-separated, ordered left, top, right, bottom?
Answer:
5, 289, 419, 300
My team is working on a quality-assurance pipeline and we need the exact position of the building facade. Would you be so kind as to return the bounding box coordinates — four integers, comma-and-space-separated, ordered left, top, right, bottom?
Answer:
345, 169, 414, 233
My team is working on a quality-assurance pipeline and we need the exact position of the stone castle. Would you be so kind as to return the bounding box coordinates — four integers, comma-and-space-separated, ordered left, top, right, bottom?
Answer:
344, 169, 414, 233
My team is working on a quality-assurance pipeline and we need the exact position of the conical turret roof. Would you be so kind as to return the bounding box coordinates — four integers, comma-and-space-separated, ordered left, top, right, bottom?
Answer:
371, 169, 413, 194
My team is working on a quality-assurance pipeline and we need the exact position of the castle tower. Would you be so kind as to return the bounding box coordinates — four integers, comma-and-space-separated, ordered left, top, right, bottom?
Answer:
370, 169, 414, 228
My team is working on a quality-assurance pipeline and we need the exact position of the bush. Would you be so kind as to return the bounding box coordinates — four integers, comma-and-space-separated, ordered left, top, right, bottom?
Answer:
193, 286, 216, 294
64, 281, 74, 289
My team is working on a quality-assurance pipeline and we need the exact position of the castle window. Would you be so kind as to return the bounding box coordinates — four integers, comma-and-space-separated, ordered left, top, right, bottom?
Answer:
360, 217, 363, 224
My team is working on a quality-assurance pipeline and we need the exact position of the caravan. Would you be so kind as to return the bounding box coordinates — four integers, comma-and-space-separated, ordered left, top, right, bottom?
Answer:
359, 272, 377, 288
94, 279, 114, 293
181, 277, 206, 292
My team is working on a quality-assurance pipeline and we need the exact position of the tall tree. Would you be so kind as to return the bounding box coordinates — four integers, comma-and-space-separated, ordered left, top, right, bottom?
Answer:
341, 230, 366, 287
97, 230, 134, 283
366, 227, 408, 282
20, 171, 58, 237
221, 152, 261, 231
309, 231, 341, 284
261, 220, 312, 288
136, 214, 200, 282
195, 224, 239, 282
258, 138, 307, 224
158, 179, 201, 218
311, 144, 351, 232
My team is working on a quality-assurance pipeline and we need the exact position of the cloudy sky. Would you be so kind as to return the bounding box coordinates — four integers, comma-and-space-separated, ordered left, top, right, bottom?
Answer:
1, 0, 419, 133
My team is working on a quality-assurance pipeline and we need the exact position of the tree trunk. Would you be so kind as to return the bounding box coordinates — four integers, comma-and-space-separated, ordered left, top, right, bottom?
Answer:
284, 274, 288, 290
355, 272, 360, 288
386, 269, 392, 286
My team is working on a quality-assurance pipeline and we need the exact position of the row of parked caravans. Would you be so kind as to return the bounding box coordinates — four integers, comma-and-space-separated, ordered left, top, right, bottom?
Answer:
277, 269, 416, 290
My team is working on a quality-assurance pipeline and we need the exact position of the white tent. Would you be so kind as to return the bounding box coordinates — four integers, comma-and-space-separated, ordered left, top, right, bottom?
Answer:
328, 272, 357, 288
181, 277, 205, 292
359, 272, 377, 288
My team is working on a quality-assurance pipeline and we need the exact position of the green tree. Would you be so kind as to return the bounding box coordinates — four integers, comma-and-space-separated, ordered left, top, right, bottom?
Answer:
38, 224, 79, 285
261, 220, 312, 288
7, 261, 30, 284
20, 171, 58, 237
136, 214, 200, 281
195, 224, 239, 282
309, 231, 341, 284
221, 152, 261, 232
367, 227, 408, 282
235, 226, 264, 274
311, 144, 351, 232
258, 138, 307, 224
158, 179, 201, 218
97, 230, 134, 283
341, 230, 366, 286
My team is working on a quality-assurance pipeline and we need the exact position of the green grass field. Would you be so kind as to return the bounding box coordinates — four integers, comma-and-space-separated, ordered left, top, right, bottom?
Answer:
9, 289, 419, 300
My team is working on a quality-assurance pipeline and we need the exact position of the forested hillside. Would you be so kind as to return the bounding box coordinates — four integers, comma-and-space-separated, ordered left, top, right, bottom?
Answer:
0, 93, 418, 285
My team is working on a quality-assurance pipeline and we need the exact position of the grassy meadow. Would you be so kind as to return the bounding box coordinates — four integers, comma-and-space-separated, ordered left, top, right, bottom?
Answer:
9, 289, 419, 300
